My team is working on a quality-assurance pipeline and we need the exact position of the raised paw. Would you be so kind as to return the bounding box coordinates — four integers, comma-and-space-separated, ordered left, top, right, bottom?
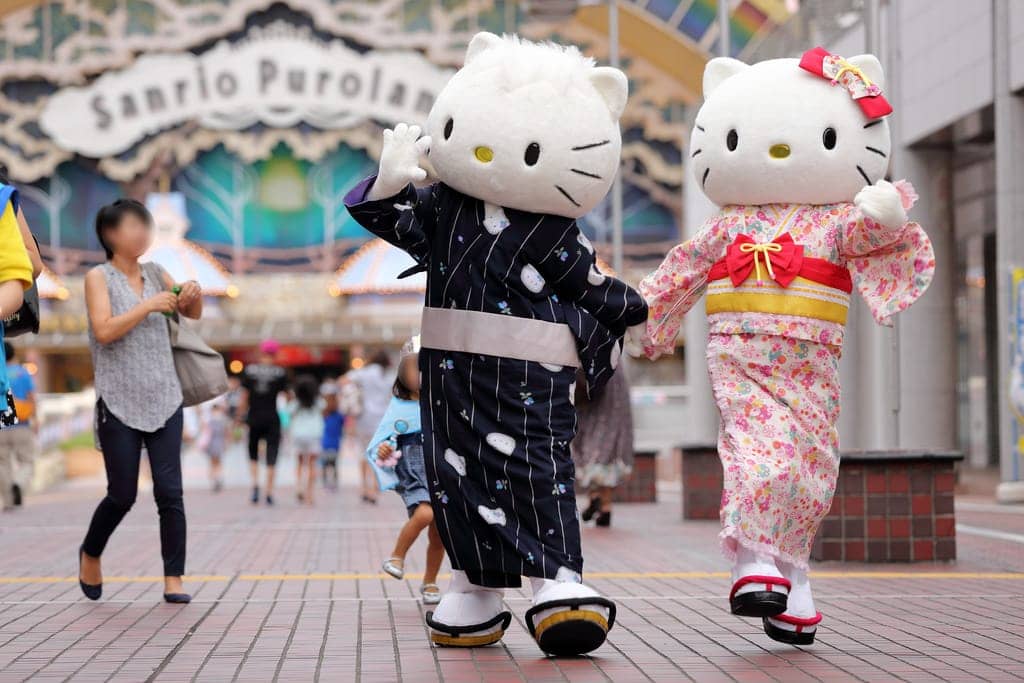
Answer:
854, 179, 906, 229
623, 322, 647, 358
374, 122, 432, 198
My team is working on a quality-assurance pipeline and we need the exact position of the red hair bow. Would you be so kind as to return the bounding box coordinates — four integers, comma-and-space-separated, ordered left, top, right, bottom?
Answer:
799, 46, 892, 120
725, 233, 804, 288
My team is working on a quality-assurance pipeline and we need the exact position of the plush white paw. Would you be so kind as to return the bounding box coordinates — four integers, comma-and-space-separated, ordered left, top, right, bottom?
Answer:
854, 179, 907, 229
623, 323, 646, 358
370, 122, 432, 199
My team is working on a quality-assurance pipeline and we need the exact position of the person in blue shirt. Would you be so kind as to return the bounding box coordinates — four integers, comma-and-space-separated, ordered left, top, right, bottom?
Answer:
319, 381, 344, 490
0, 342, 37, 509
366, 337, 444, 606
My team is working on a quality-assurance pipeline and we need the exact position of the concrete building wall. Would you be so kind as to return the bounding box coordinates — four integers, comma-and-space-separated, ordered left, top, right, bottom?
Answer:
892, 147, 957, 451
1011, 0, 1024, 91
897, 0, 993, 143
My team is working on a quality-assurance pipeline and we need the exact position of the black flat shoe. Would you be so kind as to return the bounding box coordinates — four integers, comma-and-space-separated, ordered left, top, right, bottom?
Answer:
595, 510, 612, 527
250, 487, 259, 504
265, 494, 274, 506
163, 593, 192, 604
580, 496, 601, 522
78, 545, 102, 601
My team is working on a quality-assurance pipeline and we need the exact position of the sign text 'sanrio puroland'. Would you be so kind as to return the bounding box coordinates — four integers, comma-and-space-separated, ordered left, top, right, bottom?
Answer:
39, 22, 454, 158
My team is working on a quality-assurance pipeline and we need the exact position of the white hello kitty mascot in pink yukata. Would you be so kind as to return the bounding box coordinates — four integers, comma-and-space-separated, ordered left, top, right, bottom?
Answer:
633, 48, 935, 644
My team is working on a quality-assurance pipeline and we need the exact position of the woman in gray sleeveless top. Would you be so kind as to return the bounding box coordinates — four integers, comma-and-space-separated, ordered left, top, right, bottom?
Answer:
78, 199, 203, 604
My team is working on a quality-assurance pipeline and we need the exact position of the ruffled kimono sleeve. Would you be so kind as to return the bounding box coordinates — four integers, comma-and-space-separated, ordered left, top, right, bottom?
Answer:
839, 182, 935, 326
638, 212, 732, 358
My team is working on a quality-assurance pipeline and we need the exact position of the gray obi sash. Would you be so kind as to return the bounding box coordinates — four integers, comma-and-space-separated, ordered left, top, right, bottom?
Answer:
420, 307, 581, 368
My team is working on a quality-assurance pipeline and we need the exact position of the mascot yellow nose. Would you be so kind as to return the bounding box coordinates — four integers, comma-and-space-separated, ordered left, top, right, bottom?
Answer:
769, 144, 791, 159
474, 146, 494, 163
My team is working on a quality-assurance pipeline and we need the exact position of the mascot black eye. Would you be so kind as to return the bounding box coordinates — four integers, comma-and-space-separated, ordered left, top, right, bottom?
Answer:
443, 118, 454, 140
524, 142, 541, 166
726, 129, 738, 151
823, 127, 837, 150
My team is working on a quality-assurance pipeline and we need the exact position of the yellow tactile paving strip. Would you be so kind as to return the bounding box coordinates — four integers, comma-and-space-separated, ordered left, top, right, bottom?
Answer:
3, 570, 1024, 584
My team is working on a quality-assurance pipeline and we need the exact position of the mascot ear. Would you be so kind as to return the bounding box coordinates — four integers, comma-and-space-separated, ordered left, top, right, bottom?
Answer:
703, 57, 749, 98
845, 54, 885, 90
465, 31, 504, 65
589, 66, 629, 120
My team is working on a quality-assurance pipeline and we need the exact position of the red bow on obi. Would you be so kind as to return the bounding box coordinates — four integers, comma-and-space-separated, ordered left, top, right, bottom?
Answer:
725, 233, 805, 288
799, 46, 892, 120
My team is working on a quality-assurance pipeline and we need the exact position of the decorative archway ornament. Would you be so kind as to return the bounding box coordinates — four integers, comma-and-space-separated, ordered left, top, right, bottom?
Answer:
0, 0, 690, 271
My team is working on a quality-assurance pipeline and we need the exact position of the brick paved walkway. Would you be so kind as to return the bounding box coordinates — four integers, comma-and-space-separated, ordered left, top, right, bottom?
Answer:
1, 448, 1023, 682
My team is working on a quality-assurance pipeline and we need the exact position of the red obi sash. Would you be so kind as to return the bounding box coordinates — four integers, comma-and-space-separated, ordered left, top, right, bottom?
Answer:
706, 233, 853, 325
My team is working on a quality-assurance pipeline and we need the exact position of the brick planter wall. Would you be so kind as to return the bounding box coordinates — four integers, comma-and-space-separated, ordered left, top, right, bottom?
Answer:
612, 450, 657, 503
811, 452, 962, 563
680, 445, 721, 520
681, 446, 963, 562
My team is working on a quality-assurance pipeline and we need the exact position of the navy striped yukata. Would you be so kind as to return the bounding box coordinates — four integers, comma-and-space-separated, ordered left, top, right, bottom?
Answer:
345, 176, 648, 588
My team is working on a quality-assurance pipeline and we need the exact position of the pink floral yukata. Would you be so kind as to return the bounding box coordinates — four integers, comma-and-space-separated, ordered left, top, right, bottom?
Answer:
640, 185, 934, 568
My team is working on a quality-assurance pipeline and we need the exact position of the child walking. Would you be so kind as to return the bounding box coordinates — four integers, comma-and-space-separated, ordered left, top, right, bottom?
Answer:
366, 337, 445, 605
199, 398, 230, 492
320, 382, 344, 491
288, 375, 323, 505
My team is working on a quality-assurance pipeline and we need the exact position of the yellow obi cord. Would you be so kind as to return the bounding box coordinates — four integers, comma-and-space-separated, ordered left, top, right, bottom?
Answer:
738, 241, 783, 282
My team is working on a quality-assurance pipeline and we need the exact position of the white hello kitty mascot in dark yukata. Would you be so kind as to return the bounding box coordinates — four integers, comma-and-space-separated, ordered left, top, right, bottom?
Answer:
344, 32, 648, 656
633, 48, 935, 645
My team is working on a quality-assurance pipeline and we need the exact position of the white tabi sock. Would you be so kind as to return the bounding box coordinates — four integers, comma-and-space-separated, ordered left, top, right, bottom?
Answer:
776, 561, 816, 618
732, 546, 786, 597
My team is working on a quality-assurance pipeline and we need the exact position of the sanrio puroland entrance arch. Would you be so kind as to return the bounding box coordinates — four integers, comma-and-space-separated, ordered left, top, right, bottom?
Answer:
0, 0, 794, 277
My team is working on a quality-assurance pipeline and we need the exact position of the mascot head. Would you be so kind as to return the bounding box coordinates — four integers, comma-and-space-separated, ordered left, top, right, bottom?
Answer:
691, 51, 891, 206
426, 32, 628, 219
